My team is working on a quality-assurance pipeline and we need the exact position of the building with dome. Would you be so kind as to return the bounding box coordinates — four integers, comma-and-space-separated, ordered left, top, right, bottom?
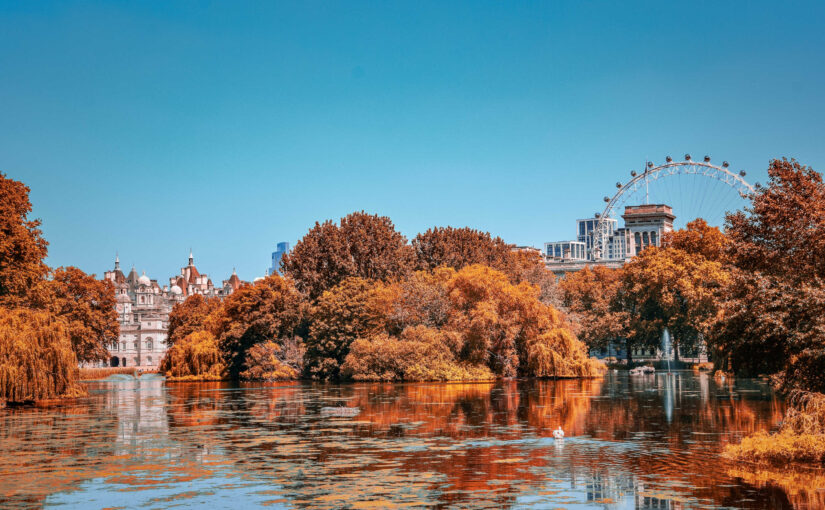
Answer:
97, 252, 247, 369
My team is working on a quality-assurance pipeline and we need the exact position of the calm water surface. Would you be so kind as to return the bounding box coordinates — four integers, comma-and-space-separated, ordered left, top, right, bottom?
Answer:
1, 372, 824, 509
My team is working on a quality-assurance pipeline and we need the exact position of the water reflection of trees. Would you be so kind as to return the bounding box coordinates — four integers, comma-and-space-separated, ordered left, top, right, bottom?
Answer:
3, 376, 819, 509
158, 375, 816, 509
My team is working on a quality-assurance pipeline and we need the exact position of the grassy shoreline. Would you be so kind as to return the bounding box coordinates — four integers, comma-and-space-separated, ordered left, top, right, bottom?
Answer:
725, 390, 825, 466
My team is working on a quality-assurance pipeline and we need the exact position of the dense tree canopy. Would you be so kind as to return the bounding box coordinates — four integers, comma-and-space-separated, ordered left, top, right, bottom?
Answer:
216, 275, 305, 379
282, 211, 413, 300
726, 158, 825, 279
622, 245, 730, 361
560, 266, 630, 354
561, 220, 731, 364
662, 218, 729, 262
0, 308, 80, 402
160, 330, 224, 381
167, 294, 222, 347
0, 173, 49, 307
305, 277, 391, 380
1, 173, 121, 401
714, 158, 825, 383
41, 267, 119, 363
412, 227, 514, 274
342, 265, 604, 381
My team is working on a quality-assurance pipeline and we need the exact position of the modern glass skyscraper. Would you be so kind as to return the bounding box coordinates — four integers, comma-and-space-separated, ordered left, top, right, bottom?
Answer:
268, 242, 290, 276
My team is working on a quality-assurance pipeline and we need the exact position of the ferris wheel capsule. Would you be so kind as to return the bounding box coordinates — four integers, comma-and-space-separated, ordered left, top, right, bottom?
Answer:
630, 170, 637, 177
739, 170, 747, 176
604, 196, 610, 202
722, 161, 730, 168
704, 155, 711, 162
666, 156, 672, 163
685, 154, 691, 161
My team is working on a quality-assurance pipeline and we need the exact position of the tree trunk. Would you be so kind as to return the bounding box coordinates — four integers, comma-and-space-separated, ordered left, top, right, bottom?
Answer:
625, 338, 632, 365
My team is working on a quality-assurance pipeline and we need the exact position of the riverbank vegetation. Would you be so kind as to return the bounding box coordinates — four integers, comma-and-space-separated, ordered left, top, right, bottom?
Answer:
725, 390, 825, 465
160, 214, 602, 382
0, 174, 118, 404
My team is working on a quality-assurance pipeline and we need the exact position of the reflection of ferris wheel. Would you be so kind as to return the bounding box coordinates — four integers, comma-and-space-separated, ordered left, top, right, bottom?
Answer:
593, 154, 754, 260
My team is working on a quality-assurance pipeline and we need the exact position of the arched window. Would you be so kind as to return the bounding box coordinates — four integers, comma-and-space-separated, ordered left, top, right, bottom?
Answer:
121, 341, 126, 350
146, 338, 153, 351
121, 357, 127, 367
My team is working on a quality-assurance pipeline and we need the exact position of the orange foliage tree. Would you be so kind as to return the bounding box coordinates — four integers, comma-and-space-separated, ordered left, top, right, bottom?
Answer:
216, 275, 305, 379
412, 227, 515, 274
559, 265, 633, 359
305, 277, 392, 380
38, 266, 119, 363
167, 294, 222, 347
282, 211, 414, 300
240, 337, 306, 381
160, 330, 224, 381
621, 245, 731, 361
0, 173, 49, 308
662, 218, 730, 262
714, 158, 825, 383
0, 308, 81, 402
341, 265, 604, 381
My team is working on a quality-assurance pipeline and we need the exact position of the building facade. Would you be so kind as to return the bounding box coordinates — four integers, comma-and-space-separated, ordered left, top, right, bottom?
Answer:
95, 252, 246, 369
621, 204, 675, 258
545, 203, 675, 274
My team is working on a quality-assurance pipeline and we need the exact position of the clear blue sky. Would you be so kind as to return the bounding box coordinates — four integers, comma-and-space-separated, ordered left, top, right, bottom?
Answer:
2, 1, 824, 283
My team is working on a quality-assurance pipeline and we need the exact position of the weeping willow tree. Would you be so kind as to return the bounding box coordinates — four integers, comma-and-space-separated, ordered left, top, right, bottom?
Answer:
0, 307, 82, 402
160, 330, 225, 381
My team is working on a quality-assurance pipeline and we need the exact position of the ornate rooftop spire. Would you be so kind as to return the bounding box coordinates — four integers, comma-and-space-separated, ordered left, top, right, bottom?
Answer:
115, 252, 120, 271
189, 249, 194, 266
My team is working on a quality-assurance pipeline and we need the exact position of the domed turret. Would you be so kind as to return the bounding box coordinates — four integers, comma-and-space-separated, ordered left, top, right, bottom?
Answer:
138, 271, 151, 286
116, 293, 131, 303
170, 285, 183, 295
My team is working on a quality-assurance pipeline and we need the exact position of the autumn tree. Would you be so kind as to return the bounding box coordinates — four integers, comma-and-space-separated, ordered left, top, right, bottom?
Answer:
412, 226, 515, 275
0, 173, 49, 307
662, 218, 729, 262
167, 294, 223, 347
621, 246, 730, 362
715, 158, 825, 382
304, 277, 391, 380
726, 158, 825, 279
282, 211, 414, 300
510, 248, 563, 307
160, 330, 224, 381
240, 337, 306, 381
40, 266, 119, 363
0, 308, 81, 402
341, 264, 604, 381
216, 275, 305, 379
559, 266, 632, 359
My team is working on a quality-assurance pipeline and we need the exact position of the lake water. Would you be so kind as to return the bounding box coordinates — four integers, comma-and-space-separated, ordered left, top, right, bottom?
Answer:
1, 372, 823, 509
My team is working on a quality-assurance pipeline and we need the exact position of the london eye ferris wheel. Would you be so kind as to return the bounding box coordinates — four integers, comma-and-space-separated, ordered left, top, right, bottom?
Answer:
591, 154, 754, 260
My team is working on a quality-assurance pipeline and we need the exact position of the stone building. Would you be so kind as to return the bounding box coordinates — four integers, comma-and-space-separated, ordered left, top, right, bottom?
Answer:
95, 252, 246, 369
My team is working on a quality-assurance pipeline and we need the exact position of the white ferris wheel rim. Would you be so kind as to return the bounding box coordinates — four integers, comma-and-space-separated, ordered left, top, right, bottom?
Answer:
592, 159, 754, 260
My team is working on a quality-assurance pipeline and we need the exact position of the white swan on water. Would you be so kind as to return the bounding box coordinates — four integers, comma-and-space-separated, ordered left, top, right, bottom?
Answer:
553, 426, 565, 439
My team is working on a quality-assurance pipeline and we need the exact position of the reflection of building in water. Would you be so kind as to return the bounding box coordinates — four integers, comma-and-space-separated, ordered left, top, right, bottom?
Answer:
105, 378, 169, 453
585, 472, 635, 504
585, 473, 685, 509
93, 252, 247, 369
